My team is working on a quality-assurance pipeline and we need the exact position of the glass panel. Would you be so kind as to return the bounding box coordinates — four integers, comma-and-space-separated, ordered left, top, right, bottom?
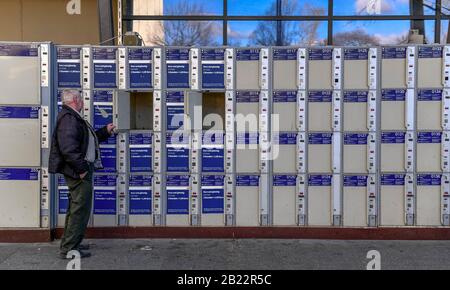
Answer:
441, 20, 450, 44
131, 0, 223, 16
424, 20, 435, 44
333, 20, 410, 45
132, 20, 223, 46
281, 0, 328, 16
228, 0, 277, 16
334, 0, 410, 15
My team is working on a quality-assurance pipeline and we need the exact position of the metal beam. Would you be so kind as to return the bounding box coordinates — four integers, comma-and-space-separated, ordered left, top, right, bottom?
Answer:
98, 0, 115, 45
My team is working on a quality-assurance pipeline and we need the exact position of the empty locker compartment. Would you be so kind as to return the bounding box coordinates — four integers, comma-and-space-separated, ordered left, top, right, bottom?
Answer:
381, 47, 407, 89
128, 47, 153, 90
0, 106, 40, 167
417, 89, 442, 131
56, 46, 82, 88
114, 91, 153, 131
381, 132, 406, 172
343, 175, 368, 227
308, 91, 332, 132
418, 46, 443, 89
0, 168, 40, 227
202, 92, 225, 131
416, 174, 441, 226
201, 48, 225, 90
236, 175, 260, 226
129, 131, 152, 173
308, 174, 332, 226
273, 91, 297, 131
236, 48, 261, 90
343, 91, 368, 131
380, 174, 406, 226
344, 48, 369, 90
308, 48, 333, 90
308, 133, 332, 173
92, 47, 118, 89
128, 175, 152, 226
165, 48, 190, 89
236, 132, 259, 173
417, 132, 442, 173
0, 44, 40, 105
343, 133, 368, 173
202, 131, 224, 173
166, 174, 190, 226
273, 132, 297, 174
93, 174, 117, 227
273, 174, 297, 226
381, 89, 406, 130
166, 131, 190, 173
272, 48, 298, 90
235, 91, 259, 132
57, 175, 68, 227
201, 175, 225, 226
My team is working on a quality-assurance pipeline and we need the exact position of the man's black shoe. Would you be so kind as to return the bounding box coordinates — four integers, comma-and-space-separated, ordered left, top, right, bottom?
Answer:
59, 249, 92, 259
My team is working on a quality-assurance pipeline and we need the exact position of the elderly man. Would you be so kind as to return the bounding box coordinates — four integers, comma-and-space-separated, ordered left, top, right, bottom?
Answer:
49, 89, 115, 259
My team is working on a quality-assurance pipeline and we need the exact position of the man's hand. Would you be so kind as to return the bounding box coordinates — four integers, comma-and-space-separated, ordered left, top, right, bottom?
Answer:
106, 123, 116, 135
80, 172, 88, 179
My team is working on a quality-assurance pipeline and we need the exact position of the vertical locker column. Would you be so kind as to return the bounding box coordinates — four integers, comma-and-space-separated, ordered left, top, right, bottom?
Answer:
443, 46, 450, 225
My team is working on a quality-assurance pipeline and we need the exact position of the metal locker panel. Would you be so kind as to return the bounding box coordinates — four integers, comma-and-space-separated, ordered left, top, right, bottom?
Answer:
381, 89, 406, 130
128, 175, 153, 226
381, 47, 407, 89
380, 174, 405, 226
166, 175, 190, 226
272, 48, 298, 90
273, 132, 297, 174
308, 48, 333, 90
417, 89, 442, 131
417, 132, 442, 173
235, 91, 259, 131
416, 174, 441, 226
344, 48, 369, 90
57, 175, 68, 227
0, 168, 40, 227
201, 175, 225, 226
273, 175, 297, 226
236, 49, 260, 90
0, 44, 40, 105
381, 132, 406, 172
343, 133, 368, 173
236, 175, 260, 226
0, 106, 40, 167
308, 133, 332, 173
236, 132, 259, 173
308, 91, 332, 131
93, 174, 117, 227
418, 46, 443, 88
343, 175, 368, 227
272, 91, 297, 131
343, 91, 368, 131
308, 174, 332, 226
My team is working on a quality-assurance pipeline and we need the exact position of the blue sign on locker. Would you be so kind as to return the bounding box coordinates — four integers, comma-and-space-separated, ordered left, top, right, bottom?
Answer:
202, 132, 224, 173
166, 175, 189, 215
94, 175, 117, 215
308, 91, 332, 102
98, 146, 116, 173
93, 48, 117, 89
201, 175, 224, 214
93, 104, 113, 129
0, 168, 39, 180
166, 48, 190, 88
166, 91, 185, 130
129, 48, 152, 89
236, 175, 259, 186
0, 44, 38, 57
382, 47, 406, 59
166, 132, 189, 172
343, 175, 368, 187
129, 132, 152, 172
273, 175, 297, 186
273, 48, 297, 61
58, 176, 68, 214
273, 91, 297, 102
308, 48, 332, 60
57, 47, 81, 88
0, 106, 39, 119
308, 174, 332, 186
202, 63, 225, 89
129, 175, 152, 215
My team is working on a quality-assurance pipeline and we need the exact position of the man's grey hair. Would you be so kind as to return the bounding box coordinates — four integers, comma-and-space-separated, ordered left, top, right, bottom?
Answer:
61, 89, 82, 105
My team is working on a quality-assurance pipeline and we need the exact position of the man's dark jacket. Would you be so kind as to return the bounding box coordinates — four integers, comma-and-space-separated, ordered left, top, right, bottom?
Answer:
49, 105, 110, 179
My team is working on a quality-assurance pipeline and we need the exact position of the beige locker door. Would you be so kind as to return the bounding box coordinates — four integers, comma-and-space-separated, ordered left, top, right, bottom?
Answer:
308, 133, 332, 173
381, 132, 406, 172
236, 49, 260, 90
93, 174, 118, 227
343, 91, 368, 131
416, 174, 442, 226
273, 133, 297, 174
236, 175, 260, 226
417, 132, 442, 173
235, 91, 259, 132
0, 168, 40, 227
273, 91, 297, 131
273, 62, 297, 90
417, 89, 442, 131
344, 48, 369, 90
273, 175, 297, 226
381, 89, 406, 130
418, 46, 443, 89
308, 174, 332, 226
128, 175, 153, 227
343, 175, 368, 227
308, 91, 332, 131
380, 174, 405, 226
236, 132, 259, 173
308, 48, 333, 90
343, 133, 368, 173
381, 47, 407, 89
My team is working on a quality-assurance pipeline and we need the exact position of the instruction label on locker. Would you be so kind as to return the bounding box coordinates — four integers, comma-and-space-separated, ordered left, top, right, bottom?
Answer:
202, 175, 225, 214
93, 47, 117, 89
166, 48, 190, 89
417, 89, 442, 130
0, 168, 39, 180
57, 47, 81, 88
98, 146, 116, 173
94, 175, 117, 215
93, 90, 113, 129
129, 132, 152, 172
202, 131, 224, 173
128, 47, 152, 89
166, 175, 190, 214
166, 132, 190, 172
129, 175, 152, 215
201, 48, 225, 89
166, 91, 185, 130
58, 176, 68, 214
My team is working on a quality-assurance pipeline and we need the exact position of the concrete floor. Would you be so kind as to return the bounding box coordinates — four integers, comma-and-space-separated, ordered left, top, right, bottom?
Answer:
0, 239, 449, 270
